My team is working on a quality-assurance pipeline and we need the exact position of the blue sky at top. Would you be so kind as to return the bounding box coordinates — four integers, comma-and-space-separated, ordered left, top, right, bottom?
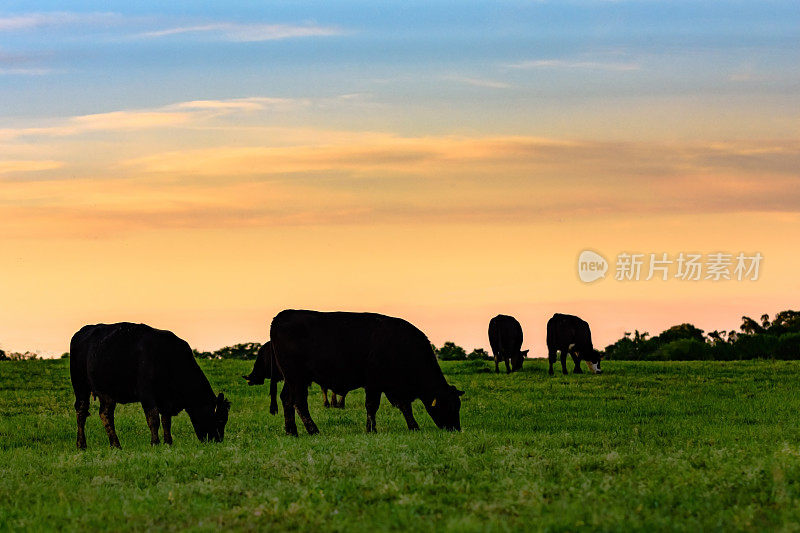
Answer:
1, 1, 797, 136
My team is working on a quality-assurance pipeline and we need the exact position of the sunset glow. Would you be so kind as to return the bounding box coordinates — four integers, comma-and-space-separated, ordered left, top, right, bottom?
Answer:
1, 2, 798, 355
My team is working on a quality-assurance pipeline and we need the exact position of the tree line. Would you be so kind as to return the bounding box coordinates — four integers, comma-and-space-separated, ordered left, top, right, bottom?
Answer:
191, 341, 492, 361
604, 310, 800, 361
5, 309, 798, 363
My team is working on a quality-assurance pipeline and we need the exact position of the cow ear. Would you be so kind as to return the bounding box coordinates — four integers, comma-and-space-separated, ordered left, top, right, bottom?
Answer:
456, 389, 465, 397
521, 349, 529, 355
431, 398, 437, 407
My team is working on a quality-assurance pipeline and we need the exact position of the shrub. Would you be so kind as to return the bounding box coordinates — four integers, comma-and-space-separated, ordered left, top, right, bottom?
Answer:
733, 334, 779, 360
194, 342, 262, 360
708, 341, 737, 361
775, 332, 800, 360
653, 324, 705, 345
467, 348, 491, 361
605, 331, 655, 360
648, 339, 711, 361
437, 342, 467, 361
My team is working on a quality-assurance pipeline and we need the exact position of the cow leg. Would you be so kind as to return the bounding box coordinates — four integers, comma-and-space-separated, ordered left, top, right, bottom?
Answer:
321, 386, 330, 408
399, 403, 420, 431
269, 374, 279, 415
571, 352, 583, 374
559, 350, 569, 375
548, 350, 556, 376
161, 414, 173, 445
365, 388, 381, 433
293, 385, 319, 435
98, 395, 121, 449
143, 405, 160, 445
75, 396, 90, 450
504, 357, 511, 374
280, 384, 298, 436
494, 355, 500, 374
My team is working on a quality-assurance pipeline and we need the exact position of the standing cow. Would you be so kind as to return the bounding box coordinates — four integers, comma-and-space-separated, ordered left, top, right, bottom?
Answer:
488, 314, 528, 373
546, 313, 603, 375
243, 341, 346, 413
70, 323, 230, 449
270, 310, 464, 436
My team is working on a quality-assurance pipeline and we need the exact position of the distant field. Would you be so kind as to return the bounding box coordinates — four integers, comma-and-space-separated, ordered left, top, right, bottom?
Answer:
2, 359, 800, 532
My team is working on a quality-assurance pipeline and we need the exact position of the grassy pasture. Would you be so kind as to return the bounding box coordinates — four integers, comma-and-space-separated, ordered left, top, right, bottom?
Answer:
1, 359, 800, 531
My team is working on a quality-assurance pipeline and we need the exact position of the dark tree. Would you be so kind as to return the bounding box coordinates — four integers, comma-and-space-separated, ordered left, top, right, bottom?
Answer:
467, 348, 491, 361
437, 342, 467, 361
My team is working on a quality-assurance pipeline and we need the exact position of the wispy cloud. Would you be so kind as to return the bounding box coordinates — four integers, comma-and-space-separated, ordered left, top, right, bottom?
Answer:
0, 160, 63, 174
171, 97, 309, 112
443, 75, 512, 89
0, 12, 121, 31
0, 95, 351, 141
121, 136, 800, 182
0, 12, 342, 43
0, 49, 55, 75
507, 59, 640, 71
0, 67, 53, 75
138, 22, 342, 42
2, 133, 800, 240
0, 111, 193, 140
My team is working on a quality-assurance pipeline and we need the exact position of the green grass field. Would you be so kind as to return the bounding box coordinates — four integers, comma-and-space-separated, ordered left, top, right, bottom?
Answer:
2, 359, 800, 532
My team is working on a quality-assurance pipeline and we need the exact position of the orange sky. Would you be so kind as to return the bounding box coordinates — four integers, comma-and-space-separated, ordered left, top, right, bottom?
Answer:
2, 5, 799, 356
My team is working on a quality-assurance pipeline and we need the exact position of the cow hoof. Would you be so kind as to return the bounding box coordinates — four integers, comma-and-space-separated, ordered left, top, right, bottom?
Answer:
323, 401, 330, 408
548, 370, 554, 376
285, 428, 299, 437
269, 407, 278, 415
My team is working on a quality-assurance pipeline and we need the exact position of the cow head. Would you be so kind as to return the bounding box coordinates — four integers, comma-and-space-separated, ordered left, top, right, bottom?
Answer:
425, 385, 465, 431
242, 345, 269, 385
190, 393, 230, 442
242, 359, 266, 385
582, 350, 604, 374
511, 349, 528, 372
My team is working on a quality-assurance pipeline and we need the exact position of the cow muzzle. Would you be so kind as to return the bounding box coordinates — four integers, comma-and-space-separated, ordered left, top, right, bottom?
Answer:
585, 360, 602, 374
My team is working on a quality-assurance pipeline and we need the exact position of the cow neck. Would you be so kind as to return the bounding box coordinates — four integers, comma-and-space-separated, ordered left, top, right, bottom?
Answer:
419, 359, 449, 404
183, 367, 217, 410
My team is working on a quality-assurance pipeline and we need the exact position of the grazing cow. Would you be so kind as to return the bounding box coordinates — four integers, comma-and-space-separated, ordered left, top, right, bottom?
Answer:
70, 323, 230, 449
270, 310, 464, 435
546, 313, 603, 375
243, 341, 347, 412
488, 314, 528, 373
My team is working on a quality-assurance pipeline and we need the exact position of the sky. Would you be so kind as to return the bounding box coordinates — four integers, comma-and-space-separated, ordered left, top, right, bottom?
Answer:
1, 1, 799, 356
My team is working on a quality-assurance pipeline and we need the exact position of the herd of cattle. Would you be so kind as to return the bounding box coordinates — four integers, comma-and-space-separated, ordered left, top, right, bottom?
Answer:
69, 310, 602, 449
